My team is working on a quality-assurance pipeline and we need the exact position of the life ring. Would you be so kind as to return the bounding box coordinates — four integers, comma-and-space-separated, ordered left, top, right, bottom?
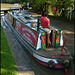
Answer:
48, 60, 55, 68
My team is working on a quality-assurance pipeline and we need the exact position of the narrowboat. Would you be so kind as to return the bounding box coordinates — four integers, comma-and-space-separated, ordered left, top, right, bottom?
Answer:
3, 11, 73, 73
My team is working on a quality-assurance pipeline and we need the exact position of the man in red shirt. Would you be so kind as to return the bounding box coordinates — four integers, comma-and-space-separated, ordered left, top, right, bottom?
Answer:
40, 12, 52, 48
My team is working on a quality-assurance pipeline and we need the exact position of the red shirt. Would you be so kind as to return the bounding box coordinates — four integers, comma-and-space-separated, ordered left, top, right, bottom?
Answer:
40, 17, 50, 29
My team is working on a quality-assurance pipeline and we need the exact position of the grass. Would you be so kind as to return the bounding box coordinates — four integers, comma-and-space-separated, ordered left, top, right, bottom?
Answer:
1, 27, 18, 75
1, 3, 21, 10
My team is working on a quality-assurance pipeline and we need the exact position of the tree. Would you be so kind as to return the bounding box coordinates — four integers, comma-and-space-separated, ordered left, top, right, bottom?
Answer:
55, 0, 74, 17
26, 0, 74, 17
2, 0, 74, 18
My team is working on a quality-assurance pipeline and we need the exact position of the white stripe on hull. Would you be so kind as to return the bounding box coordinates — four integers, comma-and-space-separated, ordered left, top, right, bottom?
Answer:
33, 53, 58, 63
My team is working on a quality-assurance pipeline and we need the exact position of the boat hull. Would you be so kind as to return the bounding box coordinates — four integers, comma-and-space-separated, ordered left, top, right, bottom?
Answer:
4, 13, 73, 69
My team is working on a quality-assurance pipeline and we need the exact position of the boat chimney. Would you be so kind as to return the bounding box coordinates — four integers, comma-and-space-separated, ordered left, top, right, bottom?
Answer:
37, 16, 40, 31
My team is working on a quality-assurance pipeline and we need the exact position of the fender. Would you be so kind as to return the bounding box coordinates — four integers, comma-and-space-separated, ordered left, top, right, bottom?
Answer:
48, 60, 55, 68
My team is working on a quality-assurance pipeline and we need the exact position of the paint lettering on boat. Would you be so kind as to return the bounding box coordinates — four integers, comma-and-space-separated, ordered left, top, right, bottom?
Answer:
22, 25, 38, 47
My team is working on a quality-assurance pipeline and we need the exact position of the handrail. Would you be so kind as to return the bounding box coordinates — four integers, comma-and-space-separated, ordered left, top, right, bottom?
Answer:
61, 34, 67, 55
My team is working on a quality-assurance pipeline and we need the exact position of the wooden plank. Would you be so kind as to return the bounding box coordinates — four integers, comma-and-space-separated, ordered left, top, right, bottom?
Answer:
52, 30, 56, 47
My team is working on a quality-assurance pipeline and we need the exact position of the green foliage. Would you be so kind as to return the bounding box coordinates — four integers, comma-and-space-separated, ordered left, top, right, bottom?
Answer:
26, 0, 74, 16
46, 0, 74, 17
56, 0, 73, 10
32, 0, 46, 12
1, 0, 21, 3
22, 2, 27, 7
1, 0, 74, 18
27, 0, 51, 13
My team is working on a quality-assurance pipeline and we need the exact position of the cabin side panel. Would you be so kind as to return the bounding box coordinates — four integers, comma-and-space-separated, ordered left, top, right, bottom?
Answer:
14, 19, 22, 34
22, 25, 39, 48
8, 13, 13, 24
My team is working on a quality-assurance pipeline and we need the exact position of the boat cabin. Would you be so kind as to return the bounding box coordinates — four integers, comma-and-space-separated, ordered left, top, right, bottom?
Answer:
7, 11, 63, 51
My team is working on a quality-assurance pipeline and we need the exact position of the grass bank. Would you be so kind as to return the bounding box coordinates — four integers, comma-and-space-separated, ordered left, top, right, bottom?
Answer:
1, 27, 18, 75
1, 3, 21, 10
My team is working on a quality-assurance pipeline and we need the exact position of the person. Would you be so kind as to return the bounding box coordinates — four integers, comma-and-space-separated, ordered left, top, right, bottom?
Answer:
21, 5, 24, 13
53, 6, 57, 16
40, 12, 52, 48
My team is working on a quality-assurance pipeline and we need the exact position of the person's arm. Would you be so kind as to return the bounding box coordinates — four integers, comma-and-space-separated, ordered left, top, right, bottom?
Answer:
47, 19, 52, 30
48, 24, 52, 30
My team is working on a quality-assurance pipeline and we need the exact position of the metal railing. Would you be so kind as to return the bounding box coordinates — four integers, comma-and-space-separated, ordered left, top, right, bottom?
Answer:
67, 8, 74, 20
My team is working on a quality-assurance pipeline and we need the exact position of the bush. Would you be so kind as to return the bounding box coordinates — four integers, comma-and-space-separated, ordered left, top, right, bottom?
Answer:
22, 2, 27, 7
31, 0, 51, 14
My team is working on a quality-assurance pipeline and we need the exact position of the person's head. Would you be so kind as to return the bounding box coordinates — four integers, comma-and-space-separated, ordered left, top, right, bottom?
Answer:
41, 11, 45, 17
44, 12, 48, 17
